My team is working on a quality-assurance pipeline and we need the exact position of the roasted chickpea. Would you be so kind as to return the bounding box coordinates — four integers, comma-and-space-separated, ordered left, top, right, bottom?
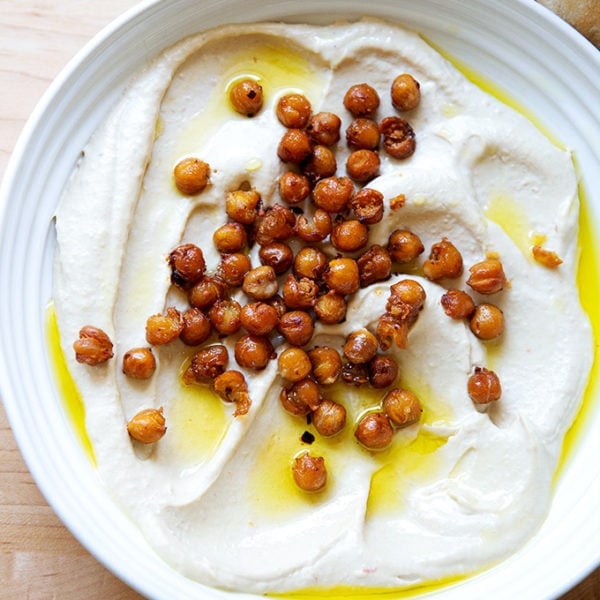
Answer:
468, 366, 502, 404
234, 334, 274, 370
180, 307, 212, 346
387, 229, 424, 264
229, 78, 263, 116
213, 222, 247, 254
122, 347, 156, 379
469, 303, 505, 340
276, 93, 311, 128
331, 219, 369, 252
376, 312, 409, 351
387, 279, 426, 319
242, 265, 278, 300
73, 325, 114, 365
183, 344, 229, 383
532, 245, 563, 268
390, 74, 421, 112
341, 361, 370, 386
213, 370, 251, 416
277, 310, 315, 347
423, 238, 463, 280
346, 118, 380, 150
343, 329, 379, 365
188, 275, 227, 310
277, 128, 313, 164
313, 399, 346, 437
314, 291, 347, 325
379, 116, 416, 159
217, 252, 252, 287
173, 158, 210, 195
280, 377, 322, 415
266, 293, 287, 319
368, 354, 398, 389
145, 307, 183, 345
259, 241, 294, 275
312, 176, 354, 213
240, 301, 279, 336
350, 188, 384, 225
343, 83, 380, 117
278, 347, 312, 382
302, 145, 337, 184
306, 112, 342, 146
208, 299, 242, 336
292, 452, 327, 492
357, 244, 392, 287
440, 289, 476, 319
282, 274, 319, 309
225, 189, 261, 225
293, 246, 328, 280
294, 208, 333, 243
254, 204, 295, 245
346, 149, 380, 182
168, 243, 206, 288
323, 257, 360, 295
466, 258, 507, 295
383, 388, 422, 427
303, 348, 340, 387
355, 412, 393, 450
279, 171, 311, 205
127, 407, 166, 444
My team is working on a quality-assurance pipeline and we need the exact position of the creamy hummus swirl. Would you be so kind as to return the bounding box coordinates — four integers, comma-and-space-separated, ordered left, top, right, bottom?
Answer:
53, 20, 593, 593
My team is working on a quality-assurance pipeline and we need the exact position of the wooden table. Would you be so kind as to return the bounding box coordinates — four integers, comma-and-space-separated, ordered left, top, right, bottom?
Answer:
0, 1, 598, 598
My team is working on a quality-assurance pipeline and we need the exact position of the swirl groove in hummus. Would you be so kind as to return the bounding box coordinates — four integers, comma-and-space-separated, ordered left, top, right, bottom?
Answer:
53, 20, 593, 593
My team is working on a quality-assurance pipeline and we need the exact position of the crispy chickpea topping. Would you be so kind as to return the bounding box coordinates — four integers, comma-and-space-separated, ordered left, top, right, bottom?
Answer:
423, 238, 463, 280
312, 176, 355, 213
390, 74, 421, 112
122, 347, 156, 379
168, 243, 206, 288
379, 116, 416, 159
532, 245, 563, 268
341, 361, 370, 386
357, 244, 392, 287
180, 307, 212, 346
279, 171, 311, 205
281, 378, 322, 415
468, 366, 502, 404
278, 347, 312, 382
314, 290, 348, 324
254, 204, 295, 245
387, 279, 426, 320
313, 399, 346, 437
234, 334, 275, 370
277, 128, 313, 164
331, 219, 369, 252
382, 388, 422, 427
240, 302, 279, 336
276, 93, 312, 128
323, 258, 360, 295
306, 112, 341, 146
294, 208, 332, 243
127, 407, 166, 444
466, 258, 507, 295
376, 312, 410, 351
208, 299, 242, 336
294, 246, 328, 280
278, 310, 315, 347
441, 289, 476, 319
346, 118, 380, 150
350, 188, 385, 225
146, 307, 183, 345
303, 145, 337, 184
344, 83, 380, 117
259, 241, 294, 275
183, 344, 229, 384
225, 189, 261, 225
213, 370, 251, 416
346, 149, 381, 182
368, 354, 399, 389
173, 158, 210, 195
242, 265, 278, 300
308, 347, 342, 385
292, 452, 327, 492
355, 412, 394, 450
229, 78, 263, 117
73, 325, 114, 365
387, 229, 424, 264
218, 252, 252, 287
343, 329, 379, 365
188, 275, 226, 310
282, 273, 319, 309
213, 222, 247, 254
469, 303, 505, 340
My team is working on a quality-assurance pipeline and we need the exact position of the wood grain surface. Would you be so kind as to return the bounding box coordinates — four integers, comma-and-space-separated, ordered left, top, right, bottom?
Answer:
0, 1, 598, 598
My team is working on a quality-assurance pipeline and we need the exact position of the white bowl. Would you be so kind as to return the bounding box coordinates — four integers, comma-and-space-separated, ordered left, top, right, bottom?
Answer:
1, 1, 599, 598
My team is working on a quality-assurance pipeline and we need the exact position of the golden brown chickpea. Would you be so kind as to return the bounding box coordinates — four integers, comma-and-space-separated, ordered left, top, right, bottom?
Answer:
343, 83, 380, 117
279, 171, 311, 205
293, 246, 328, 280
254, 204, 295, 246
306, 112, 342, 146
180, 307, 212, 346
277, 128, 313, 164
213, 370, 251, 416
346, 149, 381, 182
282, 273, 319, 309
234, 334, 274, 370
229, 78, 263, 116
532, 245, 563, 268
350, 188, 384, 225
423, 238, 463, 280
388, 279, 426, 319
313, 399, 346, 437
312, 176, 355, 213
390, 74, 421, 112
468, 366, 502, 404
357, 244, 393, 287
314, 291, 347, 325
346, 118, 380, 150
266, 293, 287, 319
382, 388, 422, 427
469, 303, 505, 340
225, 189, 261, 225
277, 310, 315, 347
242, 265, 278, 300
323, 257, 360, 295
259, 241, 294, 275
173, 158, 210, 195
302, 145, 337, 185
308, 347, 342, 385
376, 312, 409, 351
466, 258, 507, 295
122, 347, 156, 379
387, 229, 424, 264
282, 377, 322, 414
213, 222, 247, 254
341, 361, 370, 386
183, 344, 229, 384
278, 347, 312, 382
368, 354, 398, 389
331, 219, 369, 253
276, 93, 311, 128
379, 116, 416, 159
294, 208, 333, 243
208, 299, 242, 336
292, 452, 327, 492
217, 252, 252, 287
127, 407, 166, 444
73, 325, 114, 365
240, 301, 279, 336
355, 412, 394, 450
168, 243, 206, 288
440, 289, 476, 319
187, 275, 227, 310
343, 329, 379, 365
145, 307, 183, 345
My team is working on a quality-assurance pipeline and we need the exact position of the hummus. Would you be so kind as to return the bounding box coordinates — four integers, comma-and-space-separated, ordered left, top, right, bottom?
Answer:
53, 20, 593, 593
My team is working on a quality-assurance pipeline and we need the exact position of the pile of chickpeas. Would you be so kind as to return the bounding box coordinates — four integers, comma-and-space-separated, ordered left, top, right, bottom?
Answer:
73, 71, 510, 493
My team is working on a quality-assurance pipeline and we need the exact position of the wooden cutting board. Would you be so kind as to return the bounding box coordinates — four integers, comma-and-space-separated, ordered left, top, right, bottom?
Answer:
0, 1, 598, 598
